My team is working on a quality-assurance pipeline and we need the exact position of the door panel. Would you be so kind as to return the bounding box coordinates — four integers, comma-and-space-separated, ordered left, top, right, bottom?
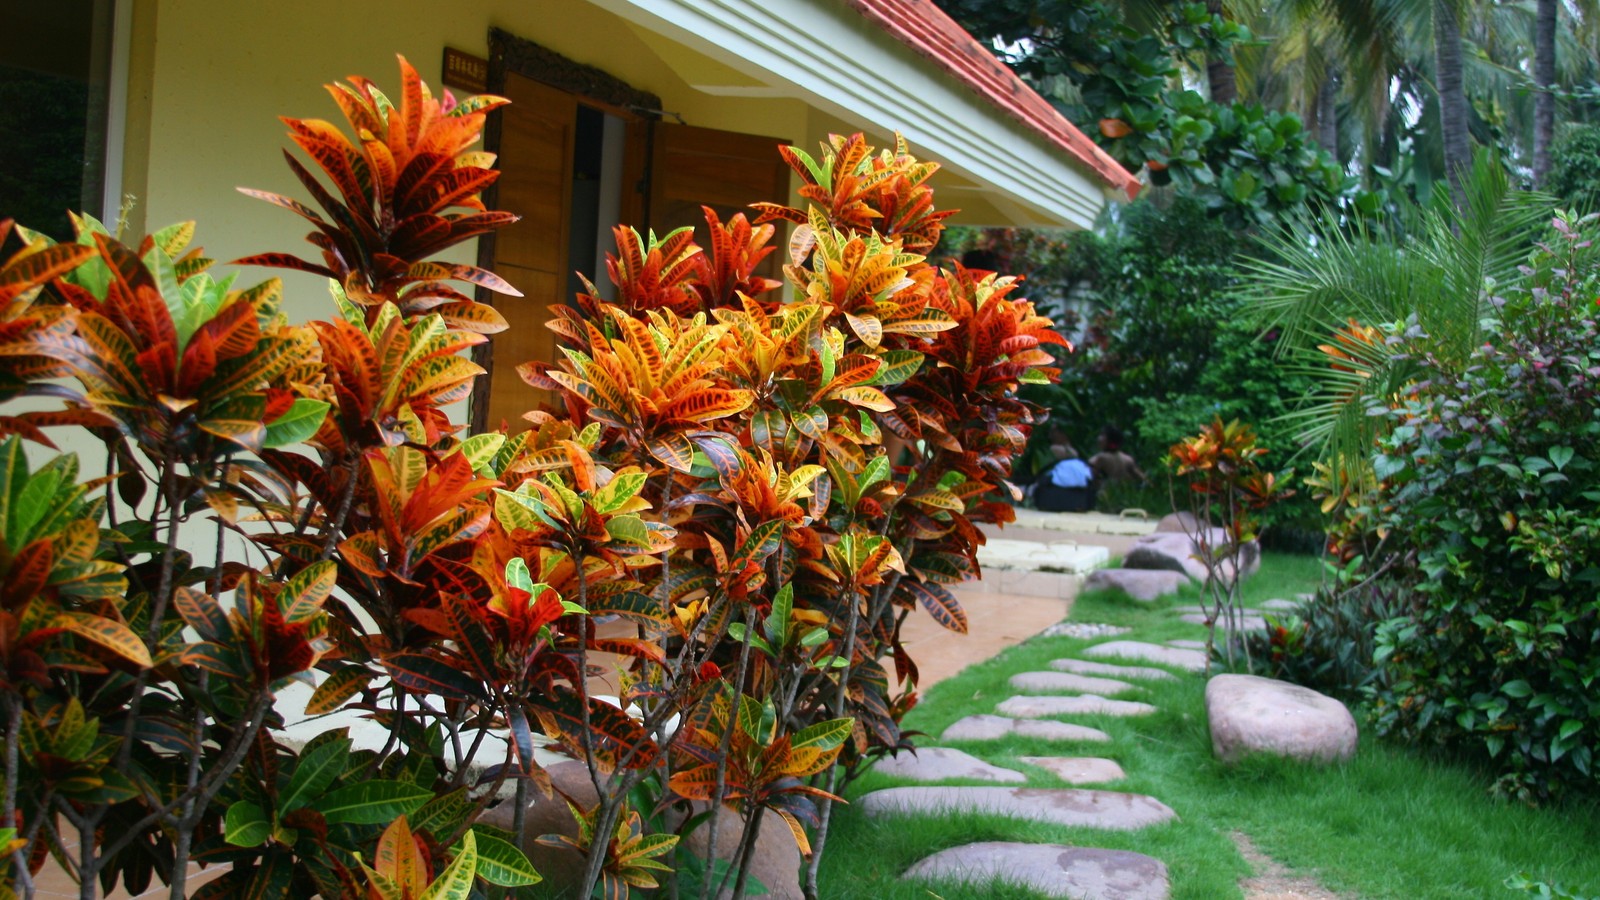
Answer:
480, 264, 558, 432
483, 74, 576, 428
649, 123, 791, 278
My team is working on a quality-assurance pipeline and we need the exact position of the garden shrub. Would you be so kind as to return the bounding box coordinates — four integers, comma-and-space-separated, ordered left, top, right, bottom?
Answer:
0, 59, 1061, 898
1367, 212, 1600, 800
1546, 123, 1600, 213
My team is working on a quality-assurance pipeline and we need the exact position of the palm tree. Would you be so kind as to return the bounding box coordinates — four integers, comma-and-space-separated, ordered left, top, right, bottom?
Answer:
1432, 0, 1471, 208
1534, 0, 1558, 187
1239, 156, 1550, 466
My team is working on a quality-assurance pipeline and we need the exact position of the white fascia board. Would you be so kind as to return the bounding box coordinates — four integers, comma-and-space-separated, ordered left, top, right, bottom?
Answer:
591, 0, 1109, 229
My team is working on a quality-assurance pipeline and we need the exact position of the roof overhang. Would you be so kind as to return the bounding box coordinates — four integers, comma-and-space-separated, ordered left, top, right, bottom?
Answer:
589, 0, 1138, 230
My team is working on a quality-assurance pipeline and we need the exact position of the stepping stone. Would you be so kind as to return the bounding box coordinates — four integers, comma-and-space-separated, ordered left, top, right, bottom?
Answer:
860, 786, 1176, 831
1010, 671, 1139, 696
870, 747, 1025, 783
943, 715, 1110, 743
1206, 674, 1358, 764
1166, 639, 1207, 650
1084, 641, 1207, 673
1020, 756, 1126, 785
1051, 658, 1177, 682
1082, 568, 1189, 601
1179, 612, 1267, 631
1296, 592, 1315, 602
1260, 598, 1301, 611
904, 841, 1170, 899
997, 695, 1157, 718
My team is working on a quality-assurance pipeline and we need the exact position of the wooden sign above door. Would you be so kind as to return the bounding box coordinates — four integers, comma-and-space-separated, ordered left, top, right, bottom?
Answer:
442, 48, 488, 94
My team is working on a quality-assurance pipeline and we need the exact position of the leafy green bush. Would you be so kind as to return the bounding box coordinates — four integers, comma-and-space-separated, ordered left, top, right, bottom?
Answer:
1368, 212, 1600, 800
1245, 583, 1405, 698
1546, 124, 1600, 213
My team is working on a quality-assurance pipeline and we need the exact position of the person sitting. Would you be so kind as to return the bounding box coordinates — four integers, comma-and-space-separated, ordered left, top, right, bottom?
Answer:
1089, 425, 1147, 486
1033, 442, 1097, 512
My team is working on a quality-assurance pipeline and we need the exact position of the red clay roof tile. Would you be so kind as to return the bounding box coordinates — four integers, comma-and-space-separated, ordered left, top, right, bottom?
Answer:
846, 0, 1141, 201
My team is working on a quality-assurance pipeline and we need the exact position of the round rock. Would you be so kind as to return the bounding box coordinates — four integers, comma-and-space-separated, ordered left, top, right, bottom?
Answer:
860, 786, 1177, 830
942, 714, 1111, 743
1205, 673, 1358, 764
998, 694, 1157, 718
1010, 671, 1139, 696
1083, 640, 1207, 673
1052, 658, 1177, 682
870, 747, 1025, 783
904, 842, 1170, 899
1021, 756, 1126, 784
1082, 568, 1190, 601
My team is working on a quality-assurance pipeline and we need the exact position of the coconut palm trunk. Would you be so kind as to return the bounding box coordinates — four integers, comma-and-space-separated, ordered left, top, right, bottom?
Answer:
1433, 0, 1471, 209
1207, 0, 1239, 104
1533, 0, 1557, 188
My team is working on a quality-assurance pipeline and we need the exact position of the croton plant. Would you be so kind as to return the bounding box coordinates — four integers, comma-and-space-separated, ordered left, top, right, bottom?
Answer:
0, 57, 1066, 900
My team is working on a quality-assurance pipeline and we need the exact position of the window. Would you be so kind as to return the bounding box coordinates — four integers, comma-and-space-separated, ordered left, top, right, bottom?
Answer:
0, 0, 118, 241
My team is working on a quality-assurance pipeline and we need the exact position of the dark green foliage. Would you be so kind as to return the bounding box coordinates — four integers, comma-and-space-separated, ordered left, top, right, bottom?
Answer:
1365, 213, 1600, 801
934, 0, 1379, 230
1547, 124, 1600, 213
1244, 582, 1404, 699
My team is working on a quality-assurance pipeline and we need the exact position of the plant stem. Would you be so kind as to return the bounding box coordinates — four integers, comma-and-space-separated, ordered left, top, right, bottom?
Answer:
802, 586, 861, 900
4, 694, 34, 900
705, 605, 758, 900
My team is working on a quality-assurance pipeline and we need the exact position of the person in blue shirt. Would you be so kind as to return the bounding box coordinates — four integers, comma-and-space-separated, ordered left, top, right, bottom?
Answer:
1033, 440, 1097, 512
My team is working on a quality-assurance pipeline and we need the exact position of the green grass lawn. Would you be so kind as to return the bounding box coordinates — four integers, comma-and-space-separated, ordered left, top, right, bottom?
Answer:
817, 553, 1600, 899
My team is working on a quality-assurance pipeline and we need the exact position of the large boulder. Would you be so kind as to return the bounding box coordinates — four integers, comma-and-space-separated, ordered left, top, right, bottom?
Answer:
1123, 531, 1259, 584
1082, 568, 1189, 601
1154, 511, 1206, 534
1122, 532, 1215, 583
477, 760, 596, 898
1205, 674, 1358, 764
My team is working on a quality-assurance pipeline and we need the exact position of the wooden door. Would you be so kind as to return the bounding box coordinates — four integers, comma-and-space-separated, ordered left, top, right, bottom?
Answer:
648, 123, 791, 280
480, 73, 576, 433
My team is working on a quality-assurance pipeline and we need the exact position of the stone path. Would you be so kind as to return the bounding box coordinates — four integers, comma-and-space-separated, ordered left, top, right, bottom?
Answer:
1010, 671, 1140, 695
1084, 640, 1208, 672
865, 522, 1332, 899
904, 842, 1171, 900
860, 786, 1176, 830
997, 694, 1158, 718
1021, 756, 1126, 784
943, 714, 1111, 743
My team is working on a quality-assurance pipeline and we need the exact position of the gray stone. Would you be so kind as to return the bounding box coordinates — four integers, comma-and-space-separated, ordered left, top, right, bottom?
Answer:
997, 694, 1157, 718
1020, 756, 1127, 785
942, 714, 1111, 743
1122, 532, 1215, 583
904, 842, 1170, 899
481, 760, 803, 899
1155, 511, 1207, 534
1084, 640, 1208, 672
860, 786, 1177, 831
1051, 658, 1177, 682
1180, 611, 1267, 631
1010, 671, 1140, 696
1041, 621, 1132, 640
1260, 598, 1301, 611
1123, 530, 1260, 584
1206, 673, 1358, 764
1166, 639, 1207, 650
1082, 568, 1190, 601
478, 760, 597, 898
870, 747, 1026, 783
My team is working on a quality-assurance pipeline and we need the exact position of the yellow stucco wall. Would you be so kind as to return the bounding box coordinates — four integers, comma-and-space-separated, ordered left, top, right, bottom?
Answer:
134, 0, 812, 322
